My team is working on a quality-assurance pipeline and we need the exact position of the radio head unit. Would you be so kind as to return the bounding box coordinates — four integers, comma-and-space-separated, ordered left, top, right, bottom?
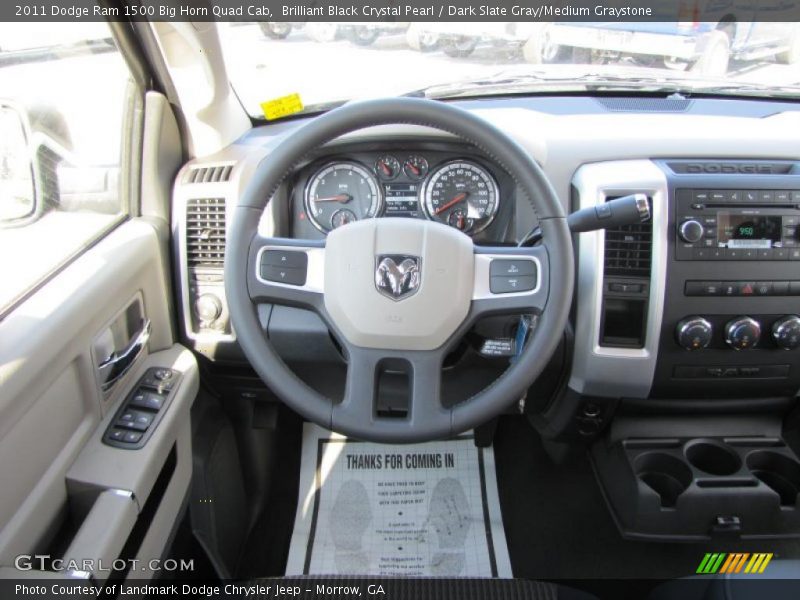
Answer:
675, 189, 800, 261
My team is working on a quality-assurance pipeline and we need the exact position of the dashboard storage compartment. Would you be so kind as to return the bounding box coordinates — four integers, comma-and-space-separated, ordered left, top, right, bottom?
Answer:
593, 437, 800, 540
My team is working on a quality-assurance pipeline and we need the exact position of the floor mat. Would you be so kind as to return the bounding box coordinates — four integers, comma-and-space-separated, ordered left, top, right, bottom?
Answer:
285, 423, 512, 578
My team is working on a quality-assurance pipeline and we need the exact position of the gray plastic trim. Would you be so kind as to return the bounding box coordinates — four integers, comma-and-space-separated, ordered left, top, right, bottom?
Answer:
568, 160, 668, 399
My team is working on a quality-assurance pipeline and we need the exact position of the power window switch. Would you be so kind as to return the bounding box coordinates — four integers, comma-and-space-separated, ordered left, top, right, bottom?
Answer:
107, 429, 126, 442
123, 431, 142, 444
129, 391, 166, 411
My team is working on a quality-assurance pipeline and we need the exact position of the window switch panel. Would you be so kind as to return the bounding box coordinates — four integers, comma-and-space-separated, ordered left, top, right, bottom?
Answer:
103, 367, 182, 450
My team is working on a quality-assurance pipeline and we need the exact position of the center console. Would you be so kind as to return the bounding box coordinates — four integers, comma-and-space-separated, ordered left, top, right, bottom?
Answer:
571, 159, 800, 540
571, 159, 800, 402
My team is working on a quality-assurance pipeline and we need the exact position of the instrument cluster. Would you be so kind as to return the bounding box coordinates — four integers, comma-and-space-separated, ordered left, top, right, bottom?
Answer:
294, 147, 505, 237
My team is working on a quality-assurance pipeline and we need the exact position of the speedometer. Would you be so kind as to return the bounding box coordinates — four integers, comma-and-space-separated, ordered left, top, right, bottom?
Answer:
421, 160, 499, 234
305, 162, 383, 233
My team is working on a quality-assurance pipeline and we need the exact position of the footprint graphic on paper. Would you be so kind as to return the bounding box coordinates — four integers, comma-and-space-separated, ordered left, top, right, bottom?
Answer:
427, 478, 471, 575
329, 480, 371, 574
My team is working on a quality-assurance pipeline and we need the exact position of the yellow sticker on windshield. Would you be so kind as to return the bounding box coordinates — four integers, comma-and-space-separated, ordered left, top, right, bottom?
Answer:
260, 93, 304, 120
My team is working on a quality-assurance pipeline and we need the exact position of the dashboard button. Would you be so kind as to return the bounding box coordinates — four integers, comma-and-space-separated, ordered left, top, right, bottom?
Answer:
490, 259, 537, 277
758, 249, 774, 260
260, 265, 307, 286
791, 282, 800, 296
684, 281, 704, 296
789, 248, 800, 260
754, 282, 772, 296
609, 282, 643, 294
738, 282, 756, 296
773, 248, 789, 260
775, 191, 791, 203
742, 190, 759, 203
739, 367, 761, 377
490, 275, 536, 294
261, 249, 308, 269
759, 191, 774, 203
721, 282, 738, 296
710, 191, 727, 202
772, 281, 790, 296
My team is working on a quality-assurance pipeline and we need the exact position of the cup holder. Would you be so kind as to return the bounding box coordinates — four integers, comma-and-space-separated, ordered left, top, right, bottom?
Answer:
747, 451, 800, 507
685, 440, 741, 476
635, 452, 693, 507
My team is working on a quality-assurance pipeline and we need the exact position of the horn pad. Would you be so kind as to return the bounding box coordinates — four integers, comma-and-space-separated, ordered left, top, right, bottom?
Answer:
324, 219, 474, 351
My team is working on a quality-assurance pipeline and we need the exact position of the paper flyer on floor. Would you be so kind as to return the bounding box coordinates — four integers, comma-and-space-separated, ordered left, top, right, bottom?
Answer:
286, 423, 512, 577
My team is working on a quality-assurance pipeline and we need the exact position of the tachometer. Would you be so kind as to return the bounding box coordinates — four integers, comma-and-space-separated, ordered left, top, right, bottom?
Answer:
422, 160, 499, 234
305, 162, 382, 232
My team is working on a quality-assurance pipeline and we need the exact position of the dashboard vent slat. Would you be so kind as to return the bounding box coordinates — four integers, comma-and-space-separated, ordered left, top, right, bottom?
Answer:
185, 164, 234, 184
186, 198, 226, 267
603, 198, 653, 278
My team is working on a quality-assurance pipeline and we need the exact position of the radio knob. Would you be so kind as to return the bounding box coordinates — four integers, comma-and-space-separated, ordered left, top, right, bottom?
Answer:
724, 316, 761, 351
676, 317, 713, 350
772, 315, 800, 350
679, 219, 705, 243
195, 293, 222, 323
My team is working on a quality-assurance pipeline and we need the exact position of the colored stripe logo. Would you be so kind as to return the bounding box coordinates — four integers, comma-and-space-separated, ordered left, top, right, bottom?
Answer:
696, 553, 773, 574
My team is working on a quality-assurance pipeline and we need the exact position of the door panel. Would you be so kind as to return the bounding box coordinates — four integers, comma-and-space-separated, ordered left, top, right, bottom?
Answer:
0, 218, 181, 565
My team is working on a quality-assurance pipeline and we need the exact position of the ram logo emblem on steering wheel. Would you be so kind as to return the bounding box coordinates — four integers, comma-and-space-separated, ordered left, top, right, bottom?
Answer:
375, 255, 421, 301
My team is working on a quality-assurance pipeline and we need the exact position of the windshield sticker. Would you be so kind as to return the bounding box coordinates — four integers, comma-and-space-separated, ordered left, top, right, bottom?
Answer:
261, 93, 304, 121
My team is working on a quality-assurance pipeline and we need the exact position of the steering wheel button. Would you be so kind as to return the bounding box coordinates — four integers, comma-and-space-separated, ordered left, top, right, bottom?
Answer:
260, 264, 307, 286
489, 259, 537, 278
261, 250, 308, 270
490, 275, 536, 294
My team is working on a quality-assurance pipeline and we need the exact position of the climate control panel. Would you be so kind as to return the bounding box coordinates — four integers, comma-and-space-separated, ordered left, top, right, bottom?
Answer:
675, 315, 800, 351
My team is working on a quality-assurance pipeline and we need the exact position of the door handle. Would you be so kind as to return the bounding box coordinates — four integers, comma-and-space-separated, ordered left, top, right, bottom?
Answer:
98, 319, 151, 392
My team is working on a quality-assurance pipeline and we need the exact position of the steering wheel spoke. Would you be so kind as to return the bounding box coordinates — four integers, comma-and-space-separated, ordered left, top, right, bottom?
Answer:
246, 236, 326, 309
332, 346, 450, 442
470, 243, 550, 318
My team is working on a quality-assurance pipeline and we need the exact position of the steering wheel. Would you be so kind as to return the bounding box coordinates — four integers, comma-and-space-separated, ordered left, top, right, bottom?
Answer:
225, 98, 573, 443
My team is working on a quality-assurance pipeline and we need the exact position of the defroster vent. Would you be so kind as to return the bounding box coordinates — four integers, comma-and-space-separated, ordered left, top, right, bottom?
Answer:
186, 198, 226, 267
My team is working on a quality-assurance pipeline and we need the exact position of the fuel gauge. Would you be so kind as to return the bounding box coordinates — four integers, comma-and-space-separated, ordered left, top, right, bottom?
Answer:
374, 155, 401, 180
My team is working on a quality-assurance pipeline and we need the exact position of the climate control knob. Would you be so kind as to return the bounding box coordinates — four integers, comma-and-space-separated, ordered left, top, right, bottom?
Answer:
724, 316, 761, 350
676, 317, 713, 350
195, 293, 222, 323
772, 315, 800, 350
678, 219, 705, 243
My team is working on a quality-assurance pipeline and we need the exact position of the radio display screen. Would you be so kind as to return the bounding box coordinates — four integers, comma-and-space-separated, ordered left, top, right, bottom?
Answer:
718, 213, 782, 248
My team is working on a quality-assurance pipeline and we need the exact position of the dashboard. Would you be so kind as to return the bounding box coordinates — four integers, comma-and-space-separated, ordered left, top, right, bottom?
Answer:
171, 95, 800, 407
288, 142, 521, 244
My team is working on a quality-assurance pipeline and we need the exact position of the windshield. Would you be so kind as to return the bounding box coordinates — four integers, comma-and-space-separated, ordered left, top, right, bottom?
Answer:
220, 21, 800, 118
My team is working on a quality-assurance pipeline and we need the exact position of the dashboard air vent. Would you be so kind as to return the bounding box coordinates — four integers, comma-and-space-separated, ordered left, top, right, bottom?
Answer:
186, 198, 226, 267
603, 202, 653, 278
185, 164, 234, 184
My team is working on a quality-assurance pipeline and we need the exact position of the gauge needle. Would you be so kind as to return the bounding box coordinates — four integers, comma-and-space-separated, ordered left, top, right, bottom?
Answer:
434, 192, 468, 215
406, 162, 420, 176
315, 194, 352, 203
378, 162, 392, 176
